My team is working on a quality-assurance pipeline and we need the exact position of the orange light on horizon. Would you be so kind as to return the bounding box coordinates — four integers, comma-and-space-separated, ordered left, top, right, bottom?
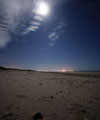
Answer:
61, 69, 66, 72
60, 68, 74, 72
37, 68, 74, 72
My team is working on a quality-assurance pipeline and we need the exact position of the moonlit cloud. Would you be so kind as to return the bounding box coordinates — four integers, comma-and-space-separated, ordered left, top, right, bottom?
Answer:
48, 22, 66, 47
0, 29, 11, 48
31, 21, 41, 26
34, 15, 44, 22
48, 32, 59, 41
22, 15, 43, 35
0, 0, 49, 48
26, 25, 39, 33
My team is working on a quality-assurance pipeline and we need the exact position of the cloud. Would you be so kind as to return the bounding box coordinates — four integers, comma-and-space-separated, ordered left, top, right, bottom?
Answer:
34, 15, 44, 22
0, 0, 45, 48
31, 21, 41, 26
26, 25, 39, 32
48, 32, 59, 41
48, 22, 66, 47
0, 28, 11, 48
22, 15, 43, 35
0, 0, 67, 48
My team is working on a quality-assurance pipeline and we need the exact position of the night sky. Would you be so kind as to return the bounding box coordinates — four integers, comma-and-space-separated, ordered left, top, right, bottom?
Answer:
0, 0, 100, 71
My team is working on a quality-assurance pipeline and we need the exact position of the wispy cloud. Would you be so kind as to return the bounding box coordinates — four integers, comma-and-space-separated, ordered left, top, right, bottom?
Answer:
0, 0, 46, 48
31, 21, 41, 26
0, 0, 67, 48
34, 15, 44, 22
22, 21, 41, 34
48, 32, 59, 41
48, 22, 66, 47
22, 15, 43, 35
0, 29, 11, 48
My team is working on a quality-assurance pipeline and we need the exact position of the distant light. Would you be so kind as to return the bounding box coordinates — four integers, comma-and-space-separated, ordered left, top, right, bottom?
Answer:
61, 69, 66, 72
60, 69, 74, 72
36, 2, 49, 16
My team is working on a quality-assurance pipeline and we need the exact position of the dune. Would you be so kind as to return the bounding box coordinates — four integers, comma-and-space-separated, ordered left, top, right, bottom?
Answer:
0, 68, 100, 120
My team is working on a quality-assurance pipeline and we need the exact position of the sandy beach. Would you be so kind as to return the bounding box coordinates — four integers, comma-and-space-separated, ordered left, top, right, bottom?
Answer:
0, 68, 100, 120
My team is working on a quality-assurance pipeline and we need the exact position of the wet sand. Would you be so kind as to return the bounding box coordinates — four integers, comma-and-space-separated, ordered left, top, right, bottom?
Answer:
0, 69, 100, 120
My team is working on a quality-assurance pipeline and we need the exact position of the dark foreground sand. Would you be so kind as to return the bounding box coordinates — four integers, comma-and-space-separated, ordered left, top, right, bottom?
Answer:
0, 69, 100, 120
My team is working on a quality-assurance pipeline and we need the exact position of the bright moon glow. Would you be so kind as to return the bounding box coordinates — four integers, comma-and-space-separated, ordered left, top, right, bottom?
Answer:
36, 2, 49, 16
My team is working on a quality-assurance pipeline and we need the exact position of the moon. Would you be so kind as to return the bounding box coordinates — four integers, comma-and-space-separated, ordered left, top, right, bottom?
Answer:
36, 2, 49, 16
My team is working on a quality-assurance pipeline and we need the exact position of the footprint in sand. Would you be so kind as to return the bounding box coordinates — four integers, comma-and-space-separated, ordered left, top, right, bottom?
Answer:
2, 113, 13, 119
16, 94, 28, 98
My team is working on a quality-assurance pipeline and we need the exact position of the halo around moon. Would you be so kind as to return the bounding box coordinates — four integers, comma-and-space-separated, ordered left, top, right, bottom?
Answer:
36, 1, 49, 16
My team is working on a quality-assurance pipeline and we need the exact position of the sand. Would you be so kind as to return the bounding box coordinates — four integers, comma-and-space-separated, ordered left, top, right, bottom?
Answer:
0, 69, 100, 120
